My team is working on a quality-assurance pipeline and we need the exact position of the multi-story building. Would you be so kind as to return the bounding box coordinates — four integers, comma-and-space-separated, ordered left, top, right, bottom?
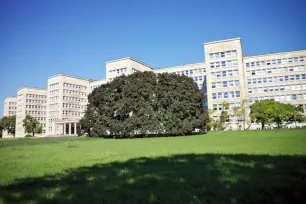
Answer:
2, 97, 17, 137
3, 97, 17, 117
15, 88, 47, 137
3, 37, 306, 136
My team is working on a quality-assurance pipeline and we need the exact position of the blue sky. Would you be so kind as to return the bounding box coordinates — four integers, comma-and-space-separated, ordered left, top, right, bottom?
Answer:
0, 0, 306, 116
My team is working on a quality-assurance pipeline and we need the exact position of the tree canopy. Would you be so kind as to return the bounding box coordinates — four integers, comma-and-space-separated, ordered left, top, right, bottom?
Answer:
250, 100, 305, 129
1, 115, 16, 137
81, 71, 208, 138
23, 115, 43, 137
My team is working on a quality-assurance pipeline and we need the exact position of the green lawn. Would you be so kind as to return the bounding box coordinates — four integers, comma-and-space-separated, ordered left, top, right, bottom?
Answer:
0, 129, 306, 204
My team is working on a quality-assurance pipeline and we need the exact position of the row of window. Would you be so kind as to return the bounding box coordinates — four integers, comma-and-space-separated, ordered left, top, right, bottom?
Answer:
8, 106, 16, 109
248, 84, 306, 94
63, 89, 87, 96
49, 96, 59, 102
63, 83, 87, 90
49, 103, 58, 109
246, 65, 306, 76
49, 89, 59, 95
26, 99, 47, 104
212, 80, 240, 88
209, 50, 237, 59
49, 83, 59, 89
213, 102, 241, 111
62, 110, 84, 117
8, 102, 16, 105
167, 68, 206, 76
109, 68, 128, 75
26, 94, 46, 99
249, 93, 306, 103
245, 56, 305, 68
8, 111, 16, 115
49, 111, 58, 116
25, 110, 46, 115
63, 96, 87, 103
26, 105, 47, 109
209, 60, 238, 69
211, 69, 239, 78
212, 91, 241, 100
192, 75, 207, 81
247, 74, 306, 85
63, 103, 86, 109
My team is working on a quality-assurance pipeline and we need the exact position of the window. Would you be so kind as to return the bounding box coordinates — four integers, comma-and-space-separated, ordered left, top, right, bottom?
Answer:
212, 93, 216, 99
228, 70, 233, 76
224, 92, 228, 98
221, 52, 225, 57
231, 50, 237, 56
290, 75, 295, 81
222, 61, 226, 67
294, 57, 298, 62
260, 61, 265, 66
288, 58, 293, 63
209, 53, 214, 59
267, 69, 271, 73
213, 104, 217, 110
257, 78, 262, 84
274, 86, 279, 92
285, 76, 289, 81
269, 86, 273, 92
211, 72, 215, 78
277, 59, 281, 64
229, 81, 234, 87
212, 82, 216, 88
247, 79, 251, 84
226, 51, 231, 57
300, 57, 304, 62
263, 78, 267, 83
230, 91, 235, 98
302, 74, 306, 80
252, 79, 256, 84
248, 88, 252, 93
292, 94, 297, 100
218, 92, 222, 99
235, 91, 240, 98
246, 63, 250, 67
264, 87, 268, 92
296, 75, 300, 80
251, 62, 255, 67
232, 60, 238, 66
272, 59, 276, 64
222, 71, 227, 77
223, 81, 227, 87
282, 59, 287, 64
256, 61, 260, 66
233, 70, 239, 76
210, 63, 214, 68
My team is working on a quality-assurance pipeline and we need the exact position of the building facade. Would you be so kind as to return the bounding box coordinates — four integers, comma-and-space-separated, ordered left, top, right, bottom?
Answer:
3, 38, 306, 137
2, 97, 17, 137
15, 88, 47, 137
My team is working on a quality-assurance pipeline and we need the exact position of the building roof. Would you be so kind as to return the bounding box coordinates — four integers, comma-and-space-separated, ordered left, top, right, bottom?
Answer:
244, 49, 306, 59
154, 62, 206, 70
18, 87, 47, 91
204, 37, 241, 45
48, 73, 96, 82
105, 57, 153, 70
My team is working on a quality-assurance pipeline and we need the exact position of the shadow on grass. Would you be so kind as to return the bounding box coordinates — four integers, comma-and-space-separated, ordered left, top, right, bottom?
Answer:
1, 154, 306, 204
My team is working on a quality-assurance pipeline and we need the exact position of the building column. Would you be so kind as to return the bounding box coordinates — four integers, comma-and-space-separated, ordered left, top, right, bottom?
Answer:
69, 123, 71, 135
74, 123, 77, 135
62, 123, 65, 135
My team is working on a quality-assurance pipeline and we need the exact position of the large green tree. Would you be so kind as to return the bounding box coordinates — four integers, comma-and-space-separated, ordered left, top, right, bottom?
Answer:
81, 72, 208, 138
250, 100, 305, 129
23, 115, 43, 137
1, 115, 16, 137
273, 103, 305, 128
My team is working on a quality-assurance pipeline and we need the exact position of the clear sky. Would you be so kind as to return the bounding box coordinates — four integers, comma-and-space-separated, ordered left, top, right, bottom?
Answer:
0, 0, 306, 116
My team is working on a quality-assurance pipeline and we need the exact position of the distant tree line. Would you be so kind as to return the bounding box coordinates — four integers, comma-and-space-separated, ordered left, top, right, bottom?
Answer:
80, 72, 208, 138
207, 99, 305, 131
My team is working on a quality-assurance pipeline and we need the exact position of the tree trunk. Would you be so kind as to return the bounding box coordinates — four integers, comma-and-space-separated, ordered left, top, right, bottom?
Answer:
32, 131, 34, 137
261, 123, 264, 129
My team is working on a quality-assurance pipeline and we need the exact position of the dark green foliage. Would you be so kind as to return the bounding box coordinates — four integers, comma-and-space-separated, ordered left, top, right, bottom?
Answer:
81, 72, 208, 138
1, 115, 16, 137
24, 135, 32, 138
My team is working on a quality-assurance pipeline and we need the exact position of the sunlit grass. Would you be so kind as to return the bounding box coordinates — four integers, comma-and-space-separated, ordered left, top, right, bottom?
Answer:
0, 129, 306, 203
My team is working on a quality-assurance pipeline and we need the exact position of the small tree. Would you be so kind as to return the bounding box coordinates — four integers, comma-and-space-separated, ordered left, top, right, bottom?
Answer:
2, 115, 16, 137
0, 118, 3, 138
273, 103, 305, 128
23, 115, 43, 137
219, 101, 230, 130
232, 99, 253, 130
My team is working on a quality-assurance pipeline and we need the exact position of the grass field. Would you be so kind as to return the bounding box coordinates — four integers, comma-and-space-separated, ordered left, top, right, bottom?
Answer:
0, 129, 306, 204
